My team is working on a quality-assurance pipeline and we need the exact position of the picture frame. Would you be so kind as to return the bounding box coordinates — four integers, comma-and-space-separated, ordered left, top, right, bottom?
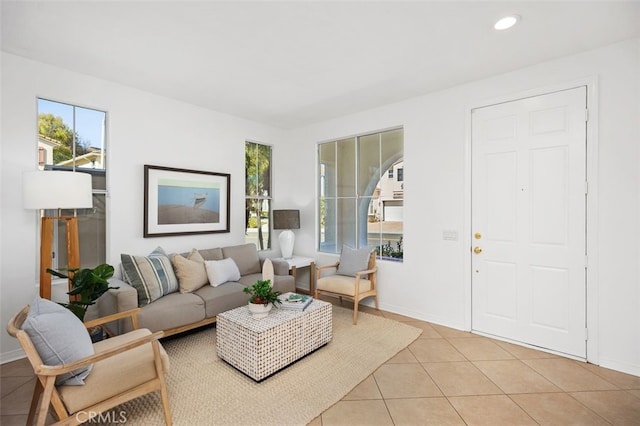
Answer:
144, 165, 230, 237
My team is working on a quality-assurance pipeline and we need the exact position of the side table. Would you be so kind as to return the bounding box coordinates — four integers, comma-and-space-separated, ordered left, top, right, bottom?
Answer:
273, 256, 315, 295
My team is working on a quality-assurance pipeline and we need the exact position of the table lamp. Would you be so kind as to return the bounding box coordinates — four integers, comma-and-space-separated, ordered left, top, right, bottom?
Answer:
273, 209, 300, 259
23, 170, 93, 299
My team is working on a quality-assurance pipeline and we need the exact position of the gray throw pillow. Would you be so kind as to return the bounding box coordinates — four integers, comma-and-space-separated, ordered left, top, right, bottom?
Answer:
22, 297, 94, 385
336, 245, 372, 277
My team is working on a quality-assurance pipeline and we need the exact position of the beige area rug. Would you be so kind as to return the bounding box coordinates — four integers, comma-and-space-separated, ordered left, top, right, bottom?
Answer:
111, 306, 422, 426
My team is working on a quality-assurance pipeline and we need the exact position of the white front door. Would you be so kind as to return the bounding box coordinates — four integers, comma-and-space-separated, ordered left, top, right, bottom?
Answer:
471, 87, 587, 358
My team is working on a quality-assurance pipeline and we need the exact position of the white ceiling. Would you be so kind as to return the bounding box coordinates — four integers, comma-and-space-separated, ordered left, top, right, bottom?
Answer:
2, 1, 639, 128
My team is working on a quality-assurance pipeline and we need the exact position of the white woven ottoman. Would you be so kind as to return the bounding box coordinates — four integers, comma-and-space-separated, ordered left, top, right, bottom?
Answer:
216, 299, 332, 381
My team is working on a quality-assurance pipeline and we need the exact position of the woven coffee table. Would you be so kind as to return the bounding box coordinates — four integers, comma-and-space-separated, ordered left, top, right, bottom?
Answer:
216, 299, 332, 381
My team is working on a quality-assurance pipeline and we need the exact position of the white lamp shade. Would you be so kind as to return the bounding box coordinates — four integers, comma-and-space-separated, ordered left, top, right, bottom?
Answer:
23, 171, 93, 210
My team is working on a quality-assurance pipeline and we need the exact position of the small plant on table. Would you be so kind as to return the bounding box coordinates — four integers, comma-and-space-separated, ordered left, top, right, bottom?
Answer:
243, 279, 281, 306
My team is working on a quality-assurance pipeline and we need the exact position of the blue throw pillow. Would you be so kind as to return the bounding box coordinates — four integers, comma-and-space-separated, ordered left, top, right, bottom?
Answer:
22, 297, 94, 385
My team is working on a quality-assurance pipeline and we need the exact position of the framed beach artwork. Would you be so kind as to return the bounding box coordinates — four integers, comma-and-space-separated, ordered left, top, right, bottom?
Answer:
144, 165, 230, 237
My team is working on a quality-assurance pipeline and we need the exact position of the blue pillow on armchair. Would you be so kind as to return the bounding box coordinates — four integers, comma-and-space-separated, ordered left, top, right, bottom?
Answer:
22, 297, 94, 385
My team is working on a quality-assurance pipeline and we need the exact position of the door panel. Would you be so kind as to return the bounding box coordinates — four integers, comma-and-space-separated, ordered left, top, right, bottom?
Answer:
471, 87, 587, 358
485, 261, 517, 320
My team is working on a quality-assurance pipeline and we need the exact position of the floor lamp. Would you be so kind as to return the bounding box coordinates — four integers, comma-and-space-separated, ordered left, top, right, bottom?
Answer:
273, 209, 300, 259
23, 171, 93, 300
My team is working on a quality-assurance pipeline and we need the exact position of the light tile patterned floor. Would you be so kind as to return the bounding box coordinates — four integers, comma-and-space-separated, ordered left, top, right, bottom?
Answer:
2, 298, 639, 425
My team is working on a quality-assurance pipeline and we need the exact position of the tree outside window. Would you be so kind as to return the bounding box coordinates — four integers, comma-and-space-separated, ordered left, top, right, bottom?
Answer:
37, 98, 107, 269
245, 141, 272, 250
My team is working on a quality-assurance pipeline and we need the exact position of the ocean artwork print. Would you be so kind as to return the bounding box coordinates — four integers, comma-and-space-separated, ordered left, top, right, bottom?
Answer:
157, 178, 220, 225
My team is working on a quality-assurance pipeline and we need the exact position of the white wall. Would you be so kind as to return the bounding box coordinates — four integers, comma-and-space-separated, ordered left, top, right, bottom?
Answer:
0, 53, 286, 361
2, 38, 639, 376
285, 38, 640, 376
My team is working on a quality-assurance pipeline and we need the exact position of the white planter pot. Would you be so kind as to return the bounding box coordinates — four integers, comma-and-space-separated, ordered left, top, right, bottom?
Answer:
248, 302, 273, 319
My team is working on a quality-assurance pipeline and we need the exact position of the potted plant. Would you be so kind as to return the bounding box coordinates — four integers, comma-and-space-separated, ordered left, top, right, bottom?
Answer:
243, 279, 281, 319
47, 263, 118, 341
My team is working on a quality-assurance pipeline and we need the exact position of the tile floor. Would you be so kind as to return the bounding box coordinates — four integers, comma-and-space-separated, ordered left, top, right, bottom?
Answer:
2, 301, 639, 425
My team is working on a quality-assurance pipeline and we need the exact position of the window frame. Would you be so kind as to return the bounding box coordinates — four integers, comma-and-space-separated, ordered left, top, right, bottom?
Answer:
36, 98, 108, 270
318, 127, 404, 261
245, 140, 273, 251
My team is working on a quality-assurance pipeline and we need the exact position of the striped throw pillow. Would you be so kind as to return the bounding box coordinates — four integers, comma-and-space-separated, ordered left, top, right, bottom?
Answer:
121, 247, 179, 306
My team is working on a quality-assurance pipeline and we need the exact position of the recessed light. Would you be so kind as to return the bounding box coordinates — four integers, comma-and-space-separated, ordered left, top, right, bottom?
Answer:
494, 15, 520, 31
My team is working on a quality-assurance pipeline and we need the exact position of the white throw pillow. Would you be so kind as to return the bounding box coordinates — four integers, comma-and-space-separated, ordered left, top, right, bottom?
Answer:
22, 297, 94, 385
205, 258, 241, 287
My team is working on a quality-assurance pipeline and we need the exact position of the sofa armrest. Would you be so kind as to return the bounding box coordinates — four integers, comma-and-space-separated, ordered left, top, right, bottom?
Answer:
97, 277, 138, 335
270, 259, 291, 276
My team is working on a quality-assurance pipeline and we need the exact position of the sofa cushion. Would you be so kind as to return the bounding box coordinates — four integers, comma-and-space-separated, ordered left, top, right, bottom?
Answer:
337, 245, 372, 277
194, 282, 250, 318
121, 247, 179, 306
198, 247, 224, 261
22, 297, 94, 386
239, 273, 296, 294
205, 258, 241, 287
137, 292, 206, 333
171, 249, 208, 293
222, 243, 261, 276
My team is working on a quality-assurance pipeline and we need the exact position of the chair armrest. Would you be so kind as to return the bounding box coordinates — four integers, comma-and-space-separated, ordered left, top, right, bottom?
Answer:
33, 330, 164, 377
355, 266, 377, 277
83, 308, 141, 330
316, 262, 340, 278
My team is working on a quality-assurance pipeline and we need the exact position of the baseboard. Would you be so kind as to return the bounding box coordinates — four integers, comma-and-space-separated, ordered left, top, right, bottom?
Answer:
598, 356, 640, 377
0, 348, 26, 365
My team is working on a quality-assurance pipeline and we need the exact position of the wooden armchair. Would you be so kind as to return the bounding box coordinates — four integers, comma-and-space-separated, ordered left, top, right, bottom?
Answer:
315, 250, 378, 324
7, 306, 172, 426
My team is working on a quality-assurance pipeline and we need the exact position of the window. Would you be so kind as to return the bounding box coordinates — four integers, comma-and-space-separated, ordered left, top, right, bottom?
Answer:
318, 128, 404, 261
245, 141, 272, 250
37, 98, 107, 269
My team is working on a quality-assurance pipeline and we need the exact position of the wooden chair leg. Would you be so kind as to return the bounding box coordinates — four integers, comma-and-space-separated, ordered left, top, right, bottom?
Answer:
37, 377, 56, 426
152, 341, 172, 426
160, 383, 172, 426
27, 379, 43, 425
353, 301, 359, 325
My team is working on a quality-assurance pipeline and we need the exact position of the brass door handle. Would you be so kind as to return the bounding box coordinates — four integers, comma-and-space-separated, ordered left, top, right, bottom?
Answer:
473, 246, 482, 254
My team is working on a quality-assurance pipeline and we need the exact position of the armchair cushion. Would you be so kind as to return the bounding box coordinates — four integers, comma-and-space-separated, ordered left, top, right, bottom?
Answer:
59, 328, 170, 414
121, 246, 179, 306
22, 297, 94, 386
316, 274, 373, 296
336, 245, 372, 277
